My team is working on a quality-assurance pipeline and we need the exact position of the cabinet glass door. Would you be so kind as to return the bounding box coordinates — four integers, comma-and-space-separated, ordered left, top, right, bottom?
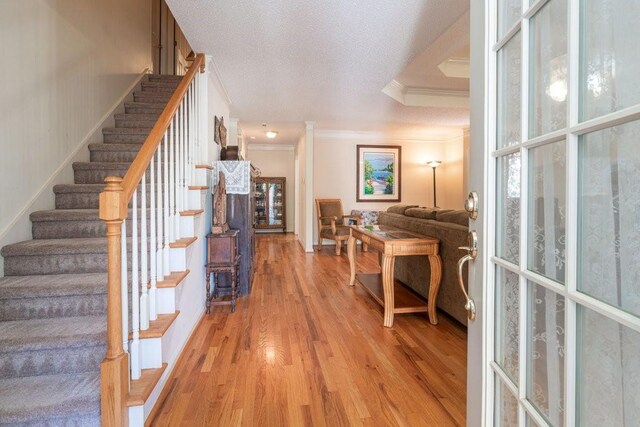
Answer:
268, 182, 283, 225
255, 182, 267, 225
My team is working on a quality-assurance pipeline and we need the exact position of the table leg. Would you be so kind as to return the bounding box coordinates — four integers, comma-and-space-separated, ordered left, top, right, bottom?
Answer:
381, 254, 395, 328
230, 268, 237, 313
427, 254, 443, 325
213, 272, 219, 299
205, 269, 211, 314
347, 235, 356, 287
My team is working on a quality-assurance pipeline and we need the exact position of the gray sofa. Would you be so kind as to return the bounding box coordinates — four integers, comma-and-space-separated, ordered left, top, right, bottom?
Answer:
379, 205, 470, 326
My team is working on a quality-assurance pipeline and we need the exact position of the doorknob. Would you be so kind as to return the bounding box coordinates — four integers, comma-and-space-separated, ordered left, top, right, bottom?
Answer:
457, 230, 478, 321
464, 191, 479, 220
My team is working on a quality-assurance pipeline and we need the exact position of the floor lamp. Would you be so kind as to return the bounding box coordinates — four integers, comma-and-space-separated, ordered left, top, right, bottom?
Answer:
427, 161, 442, 207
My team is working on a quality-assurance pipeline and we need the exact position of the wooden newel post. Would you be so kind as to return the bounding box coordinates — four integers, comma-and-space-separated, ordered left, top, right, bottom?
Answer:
99, 176, 129, 426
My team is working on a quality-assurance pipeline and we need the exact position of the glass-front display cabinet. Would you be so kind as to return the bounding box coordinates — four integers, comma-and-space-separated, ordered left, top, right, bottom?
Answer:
254, 177, 286, 232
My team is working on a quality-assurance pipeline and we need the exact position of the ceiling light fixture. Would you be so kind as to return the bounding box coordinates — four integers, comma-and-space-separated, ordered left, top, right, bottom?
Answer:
265, 131, 278, 139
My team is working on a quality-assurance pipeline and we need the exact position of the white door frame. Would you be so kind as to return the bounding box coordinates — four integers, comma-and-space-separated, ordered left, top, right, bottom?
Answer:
468, 0, 491, 425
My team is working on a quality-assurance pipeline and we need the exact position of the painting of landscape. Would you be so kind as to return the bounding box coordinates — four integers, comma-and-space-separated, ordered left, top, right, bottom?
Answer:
357, 145, 401, 202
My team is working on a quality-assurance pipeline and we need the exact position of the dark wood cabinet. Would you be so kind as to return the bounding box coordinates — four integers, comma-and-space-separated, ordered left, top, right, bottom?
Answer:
254, 177, 286, 232
205, 230, 240, 313
215, 160, 258, 296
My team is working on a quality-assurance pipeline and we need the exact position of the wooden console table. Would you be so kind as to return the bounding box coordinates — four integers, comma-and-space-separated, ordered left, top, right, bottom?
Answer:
347, 225, 442, 327
206, 230, 240, 313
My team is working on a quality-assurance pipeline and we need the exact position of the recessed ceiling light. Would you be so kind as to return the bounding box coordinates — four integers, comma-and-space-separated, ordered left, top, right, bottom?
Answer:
265, 131, 278, 139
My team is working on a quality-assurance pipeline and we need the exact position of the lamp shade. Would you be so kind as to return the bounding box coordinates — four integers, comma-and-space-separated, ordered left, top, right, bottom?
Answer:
427, 160, 442, 168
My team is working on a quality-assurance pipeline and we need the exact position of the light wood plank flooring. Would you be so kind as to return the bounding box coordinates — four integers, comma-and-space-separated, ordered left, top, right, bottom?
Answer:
149, 234, 467, 426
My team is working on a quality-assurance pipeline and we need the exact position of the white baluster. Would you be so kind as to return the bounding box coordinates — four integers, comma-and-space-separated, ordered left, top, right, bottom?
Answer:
169, 116, 176, 243
188, 84, 194, 190
131, 188, 141, 380
174, 107, 181, 240
140, 173, 149, 330
121, 221, 128, 354
183, 94, 189, 211
151, 147, 159, 322
163, 125, 171, 275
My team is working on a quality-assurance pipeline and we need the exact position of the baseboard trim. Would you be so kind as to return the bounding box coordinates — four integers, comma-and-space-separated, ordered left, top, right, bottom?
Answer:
0, 68, 149, 276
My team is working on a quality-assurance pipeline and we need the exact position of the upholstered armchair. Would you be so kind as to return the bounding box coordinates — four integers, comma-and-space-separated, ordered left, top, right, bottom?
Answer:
315, 199, 360, 255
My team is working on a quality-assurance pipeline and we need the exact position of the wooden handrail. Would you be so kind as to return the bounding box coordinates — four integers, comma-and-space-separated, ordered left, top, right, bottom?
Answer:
120, 53, 205, 205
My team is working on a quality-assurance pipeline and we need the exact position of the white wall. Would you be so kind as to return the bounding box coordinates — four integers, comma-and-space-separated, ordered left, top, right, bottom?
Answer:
246, 146, 295, 232
0, 0, 153, 275
441, 135, 466, 210
206, 59, 230, 164
313, 132, 465, 244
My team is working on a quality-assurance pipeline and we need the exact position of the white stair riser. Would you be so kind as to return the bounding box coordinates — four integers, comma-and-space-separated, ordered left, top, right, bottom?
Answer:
194, 168, 209, 187
169, 243, 195, 272
155, 287, 176, 315
139, 337, 162, 369
179, 215, 196, 238
188, 189, 207, 210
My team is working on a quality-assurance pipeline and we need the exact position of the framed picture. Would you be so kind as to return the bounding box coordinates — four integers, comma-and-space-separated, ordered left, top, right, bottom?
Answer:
356, 145, 401, 202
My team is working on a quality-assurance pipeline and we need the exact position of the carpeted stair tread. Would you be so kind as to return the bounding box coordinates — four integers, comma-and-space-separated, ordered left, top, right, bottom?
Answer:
141, 81, 180, 90
1, 238, 108, 257
124, 101, 166, 113
73, 161, 135, 170
133, 91, 172, 101
103, 127, 153, 134
0, 273, 106, 300
53, 184, 105, 194
148, 74, 183, 81
0, 316, 105, 353
88, 142, 143, 152
0, 372, 100, 424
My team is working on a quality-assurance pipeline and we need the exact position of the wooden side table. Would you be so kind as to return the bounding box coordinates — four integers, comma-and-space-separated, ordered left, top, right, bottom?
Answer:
347, 225, 442, 327
206, 230, 240, 313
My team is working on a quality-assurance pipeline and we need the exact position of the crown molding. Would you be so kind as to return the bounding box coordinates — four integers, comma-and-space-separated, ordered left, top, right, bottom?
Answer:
438, 57, 470, 79
206, 55, 232, 106
314, 129, 463, 144
382, 79, 469, 108
247, 143, 295, 151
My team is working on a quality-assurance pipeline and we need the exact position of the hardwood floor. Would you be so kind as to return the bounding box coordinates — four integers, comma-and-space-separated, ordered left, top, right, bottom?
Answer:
149, 234, 467, 426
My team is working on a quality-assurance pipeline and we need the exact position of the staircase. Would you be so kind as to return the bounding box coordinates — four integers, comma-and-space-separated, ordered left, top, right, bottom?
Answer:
0, 75, 188, 425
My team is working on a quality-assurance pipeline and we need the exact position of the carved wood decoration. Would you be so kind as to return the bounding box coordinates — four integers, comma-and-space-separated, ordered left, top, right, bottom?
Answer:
212, 171, 229, 234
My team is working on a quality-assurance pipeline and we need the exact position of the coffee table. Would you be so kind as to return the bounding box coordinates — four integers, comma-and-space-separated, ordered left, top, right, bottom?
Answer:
347, 225, 442, 327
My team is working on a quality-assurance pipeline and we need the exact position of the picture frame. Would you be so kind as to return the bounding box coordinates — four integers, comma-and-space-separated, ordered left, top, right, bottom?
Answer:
356, 145, 401, 202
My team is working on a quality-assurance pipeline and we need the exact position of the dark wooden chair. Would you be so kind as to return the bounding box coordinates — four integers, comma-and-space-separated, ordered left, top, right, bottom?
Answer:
315, 198, 360, 255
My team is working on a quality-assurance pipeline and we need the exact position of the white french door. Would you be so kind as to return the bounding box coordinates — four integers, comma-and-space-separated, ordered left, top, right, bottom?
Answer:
469, 0, 640, 425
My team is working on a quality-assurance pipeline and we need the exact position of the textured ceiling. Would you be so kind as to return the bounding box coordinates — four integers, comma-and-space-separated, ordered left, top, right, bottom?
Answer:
167, 0, 470, 139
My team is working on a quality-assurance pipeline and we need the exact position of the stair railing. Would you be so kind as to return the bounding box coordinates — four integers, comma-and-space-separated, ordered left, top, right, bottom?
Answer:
99, 54, 205, 426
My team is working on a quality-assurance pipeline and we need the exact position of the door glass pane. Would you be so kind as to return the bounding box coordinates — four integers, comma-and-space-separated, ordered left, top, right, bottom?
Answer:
529, 0, 567, 137
526, 414, 542, 427
577, 307, 640, 426
497, 32, 522, 149
495, 375, 519, 427
496, 152, 521, 264
527, 282, 565, 427
581, 1, 640, 120
578, 121, 640, 316
498, 0, 521, 39
255, 182, 267, 225
528, 141, 566, 283
268, 182, 283, 225
495, 266, 520, 384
